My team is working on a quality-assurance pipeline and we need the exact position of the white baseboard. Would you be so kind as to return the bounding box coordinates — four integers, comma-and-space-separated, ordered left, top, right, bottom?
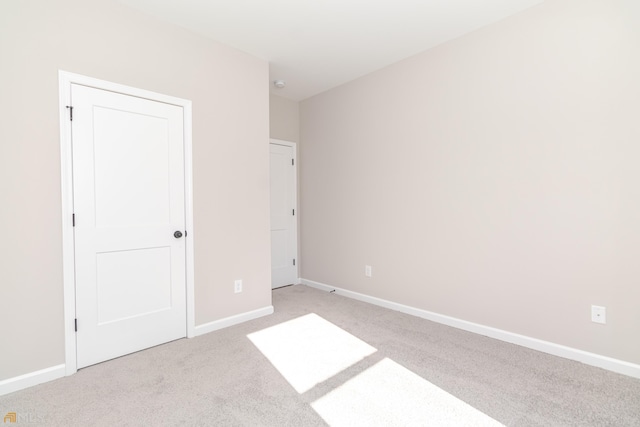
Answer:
0, 364, 65, 397
193, 305, 274, 337
300, 278, 640, 380
2, 307, 274, 396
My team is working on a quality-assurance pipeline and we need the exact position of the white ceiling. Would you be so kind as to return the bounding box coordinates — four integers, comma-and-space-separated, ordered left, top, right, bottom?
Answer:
118, 0, 543, 101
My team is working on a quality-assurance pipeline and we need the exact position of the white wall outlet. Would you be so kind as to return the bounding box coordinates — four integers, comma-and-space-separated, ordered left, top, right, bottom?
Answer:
234, 279, 242, 294
591, 305, 606, 324
365, 265, 372, 277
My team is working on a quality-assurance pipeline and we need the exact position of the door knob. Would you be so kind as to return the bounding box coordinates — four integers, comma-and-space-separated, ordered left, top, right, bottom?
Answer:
174, 231, 183, 239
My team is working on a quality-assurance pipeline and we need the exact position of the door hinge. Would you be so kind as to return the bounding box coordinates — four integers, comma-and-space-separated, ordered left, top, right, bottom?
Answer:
293, 259, 296, 266
292, 209, 295, 216
72, 213, 75, 227
66, 105, 74, 121
74, 318, 78, 332
292, 158, 294, 166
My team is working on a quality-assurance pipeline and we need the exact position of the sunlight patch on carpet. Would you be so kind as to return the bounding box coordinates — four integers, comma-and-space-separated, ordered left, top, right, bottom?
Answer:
247, 313, 377, 393
311, 358, 504, 427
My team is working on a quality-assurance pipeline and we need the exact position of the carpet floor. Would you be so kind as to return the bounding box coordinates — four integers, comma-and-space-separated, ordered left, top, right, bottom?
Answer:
1, 284, 639, 426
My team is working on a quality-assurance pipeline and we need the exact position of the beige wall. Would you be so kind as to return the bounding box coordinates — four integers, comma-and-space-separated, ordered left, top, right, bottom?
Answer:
0, 0, 271, 380
300, 0, 640, 365
269, 94, 300, 142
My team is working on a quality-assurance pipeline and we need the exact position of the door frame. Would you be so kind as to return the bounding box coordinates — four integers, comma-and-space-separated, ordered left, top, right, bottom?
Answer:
58, 71, 195, 376
269, 139, 299, 285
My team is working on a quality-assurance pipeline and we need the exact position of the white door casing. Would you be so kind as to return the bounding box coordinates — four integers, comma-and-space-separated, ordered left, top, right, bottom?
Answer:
270, 141, 298, 288
59, 72, 195, 374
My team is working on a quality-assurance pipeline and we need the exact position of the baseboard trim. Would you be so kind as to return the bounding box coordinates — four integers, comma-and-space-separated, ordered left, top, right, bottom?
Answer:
0, 364, 65, 397
300, 278, 640, 379
1, 306, 275, 396
193, 305, 274, 337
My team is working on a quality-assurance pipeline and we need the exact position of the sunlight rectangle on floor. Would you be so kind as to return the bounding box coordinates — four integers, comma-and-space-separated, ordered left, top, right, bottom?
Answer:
247, 313, 376, 393
312, 357, 503, 427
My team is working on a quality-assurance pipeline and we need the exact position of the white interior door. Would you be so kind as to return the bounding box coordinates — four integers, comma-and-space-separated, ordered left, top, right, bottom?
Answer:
72, 84, 187, 368
270, 142, 297, 288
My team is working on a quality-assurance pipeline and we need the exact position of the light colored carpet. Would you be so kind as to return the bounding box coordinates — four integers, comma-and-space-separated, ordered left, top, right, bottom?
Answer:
1, 285, 639, 426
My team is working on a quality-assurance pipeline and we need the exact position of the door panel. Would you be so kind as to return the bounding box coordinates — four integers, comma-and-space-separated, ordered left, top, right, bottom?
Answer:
270, 143, 297, 288
96, 247, 172, 325
93, 106, 171, 227
72, 84, 186, 368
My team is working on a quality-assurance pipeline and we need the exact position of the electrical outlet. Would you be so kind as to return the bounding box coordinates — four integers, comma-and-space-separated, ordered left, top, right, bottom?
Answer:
365, 265, 372, 277
234, 279, 242, 294
591, 305, 606, 324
